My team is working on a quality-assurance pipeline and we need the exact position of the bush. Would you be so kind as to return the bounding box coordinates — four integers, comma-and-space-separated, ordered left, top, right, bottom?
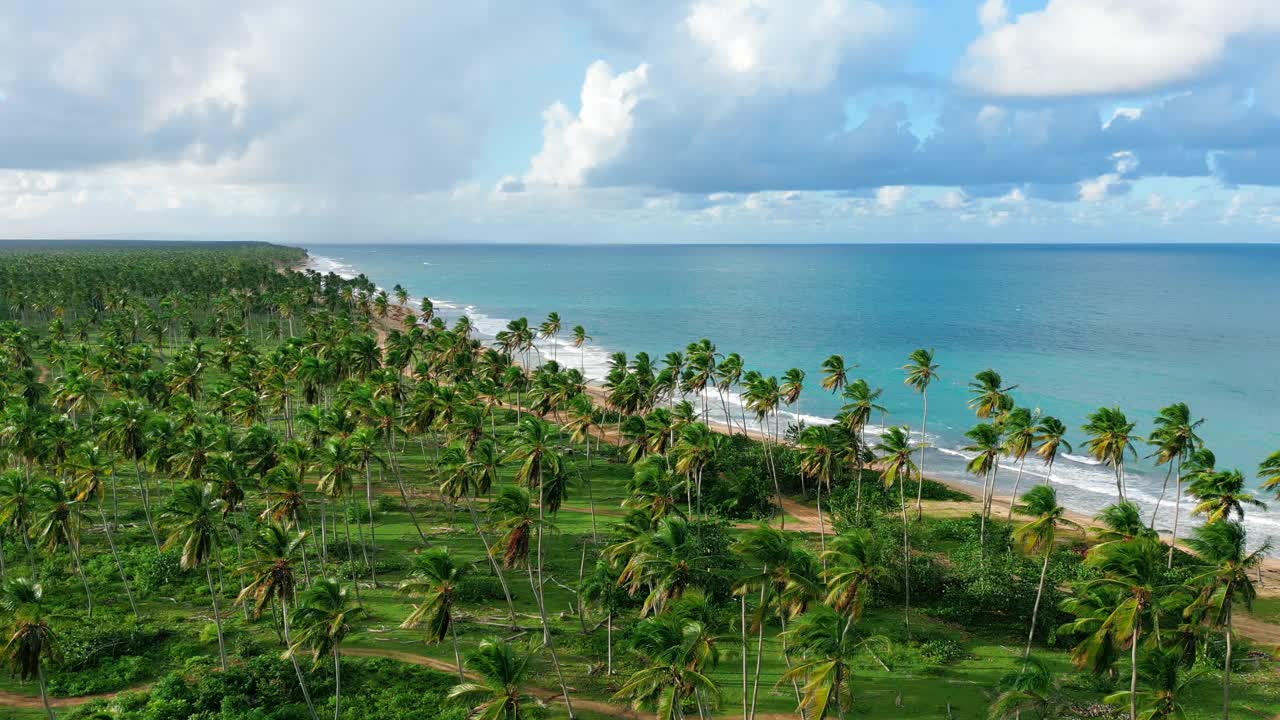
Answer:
919, 638, 970, 665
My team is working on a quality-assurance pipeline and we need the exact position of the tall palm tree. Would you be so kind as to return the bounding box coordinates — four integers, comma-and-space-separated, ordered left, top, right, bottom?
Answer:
964, 422, 1003, 545
672, 422, 720, 521
399, 548, 469, 680
161, 483, 229, 671
1103, 646, 1202, 720
0, 470, 40, 580
1033, 416, 1071, 487
820, 529, 880, 624
838, 379, 885, 525
1260, 449, 1280, 495
614, 609, 721, 720
1013, 485, 1079, 659
873, 426, 917, 633
32, 480, 92, 618
0, 578, 57, 720
968, 369, 1016, 420
289, 578, 359, 720
1185, 521, 1269, 720
448, 638, 544, 720
571, 325, 591, 374
1148, 404, 1204, 548
1003, 407, 1039, 521
798, 424, 839, 553
902, 349, 938, 521
237, 522, 320, 720
70, 445, 139, 619
1082, 407, 1138, 503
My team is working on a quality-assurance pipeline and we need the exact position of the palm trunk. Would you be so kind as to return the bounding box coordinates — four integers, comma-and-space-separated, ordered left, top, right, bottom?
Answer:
1224, 606, 1233, 720
1129, 623, 1140, 720
1024, 550, 1051, 660
748, 580, 767, 720
364, 464, 378, 587
914, 393, 928, 520
1006, 457, 1028, 522
816, 478, 827, 563
463, 496, 517, 625
387, 431, 431, 546
1151, 464, 1175, 530
342, 498, 364, 606
332, 648, 342, 720
899, 475, 911, 637
741, 595, 748, 720
1168, 458, 1182, 569
526, 562, 575, 718
98, 500, 139, 620
206, 564, 228, 672
281, 598, 320, 720
778, 613, 808, 720
449, 616, 465, 682
64, 526, 93, 619
134, 458, 161, 550
585, 440, 598, 543
37, 662, 54, 720
606, 608, 614, 675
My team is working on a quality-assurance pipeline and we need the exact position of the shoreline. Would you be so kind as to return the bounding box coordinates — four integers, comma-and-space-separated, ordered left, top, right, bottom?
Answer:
300, 250, 1279, 554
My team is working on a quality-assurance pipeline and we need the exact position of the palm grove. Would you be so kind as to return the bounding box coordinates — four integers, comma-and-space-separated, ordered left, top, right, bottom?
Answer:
0, 242, 1276, 720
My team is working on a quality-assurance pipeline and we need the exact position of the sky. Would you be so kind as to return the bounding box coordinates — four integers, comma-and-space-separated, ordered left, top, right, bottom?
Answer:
3, 0, 1280, 244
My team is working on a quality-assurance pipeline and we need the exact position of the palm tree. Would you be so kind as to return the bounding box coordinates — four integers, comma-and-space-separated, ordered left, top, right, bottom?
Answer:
780, 604, 888, 720
614, 610, 722, 720
902, 348, 938, 520
1103, 646, 1202, 720
32, 480, 92, 618
0, 578, 57, 720
70, 445, 139, 619
820, 529, 880, 624
580, 559, 627, 676
1189, 470, 1266, 524
237, 522, 320, 720
1075, 537, 1169, 720
820, 355, 850, 394
1094, 502, 1156, 543
448, 638, 544, 720
1082, 407, 1138, 503
873, 426, 916, 633
1260, 449, 1280, 494
672, 422, 720, 521
1033, 416, 1071, 487
989, 657, 1054, 720
161, 483, 229, 671
968, 369, 1016, 420
399, 548, 469, 680
289, 578, 359, 720
571, 325, 591, 374
798, 424, 839, 554
1148, 404, 1204, 551
0, 470, 40, 580
964, 422, 1003, 545
1184, 521, 1268, 720
838, 379, 885, 525
1013, 485, 1079, 659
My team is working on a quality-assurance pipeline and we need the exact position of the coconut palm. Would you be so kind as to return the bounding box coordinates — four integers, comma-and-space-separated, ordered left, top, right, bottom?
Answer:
989, 657, 1054, 720
1082, 407, 1138, 503
1148, 404, 1204, 550
780, 604, 889, 720
873, 426, 916, 633
1184, 521, 1269, 720
1260, 450, 1280, 494
968, 369, 1016, 420
539, 312, 562, 363
571, 325, 591, 373
1033, 416, 1071, 487
237, 521, 319, 720
289, 578, 359, 720
820, 355, 851, 394
32, 480, 93, 618
964, 422, 1003, 545
1013, 485, 1080, 659
448, 638, 544, 720
161, 483, 229, 671
613, 609, 722, 720
1103, 646, 1202, 720
798, 424, 840, 553
820, 529, 880, 623
399, 548, 469, 680
1000, 407, 1039, 522
580, 559, 628, 676
0, 470, 40, 580
69, 445, 139, 619
1190, 470, 1266, 524
902, 348, 938, 520
672, 422, 720, 521
1095, 502, 1156, 543
0, 578, 57, 720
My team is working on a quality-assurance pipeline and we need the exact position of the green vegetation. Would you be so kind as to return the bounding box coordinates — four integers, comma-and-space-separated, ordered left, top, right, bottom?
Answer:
0, 240, 1276, 720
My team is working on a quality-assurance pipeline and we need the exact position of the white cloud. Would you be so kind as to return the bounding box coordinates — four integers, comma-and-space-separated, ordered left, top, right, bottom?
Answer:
978, 0, 1008, 31
524, 61, 649, 187
957, 0, 1280, 97
685, 0, 897, 94
876, 185, 907, 212
940, 189, 968, 209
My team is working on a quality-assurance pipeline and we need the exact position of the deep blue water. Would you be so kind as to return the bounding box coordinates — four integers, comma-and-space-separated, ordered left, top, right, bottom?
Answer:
306, 243, 1280, 537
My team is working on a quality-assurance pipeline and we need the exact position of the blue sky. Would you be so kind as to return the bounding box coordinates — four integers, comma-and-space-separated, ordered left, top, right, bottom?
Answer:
2, 0, 1280, 243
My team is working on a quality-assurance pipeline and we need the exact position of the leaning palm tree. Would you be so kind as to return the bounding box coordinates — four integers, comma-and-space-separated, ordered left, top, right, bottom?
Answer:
968, 369, 1016, 420
1013, 485, 1080, 659
160, 483, 228, 672
1082, 407, 1138, 503
989, 656, 1054, 720
571, 325, 591, 374
448, 638, 544, 720
1002, 407, 1039, 521
902, 348, 938, 520
1148, 403, 1203, 555
820, 529, 880, 624
873, 426, 917, 633
289, 578, 359, 720
1189, 469, 1266, 525
238, 522, 320, 720
1184, 521, 1267, 720
32, 479, 93, 618
964, 422, 1003, 545
1260, 449, 1280, 495
399, 548, 469, 680
0, 578, 57, 720
780, 604, 889, 720
820, 355, 850, 394
70, 445, 139, 619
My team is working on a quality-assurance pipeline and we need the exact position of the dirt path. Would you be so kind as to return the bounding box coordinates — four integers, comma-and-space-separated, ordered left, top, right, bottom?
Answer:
0, 683, 152, 710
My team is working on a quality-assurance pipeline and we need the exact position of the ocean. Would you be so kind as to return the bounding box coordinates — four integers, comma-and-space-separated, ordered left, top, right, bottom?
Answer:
304, 243, 1280, 541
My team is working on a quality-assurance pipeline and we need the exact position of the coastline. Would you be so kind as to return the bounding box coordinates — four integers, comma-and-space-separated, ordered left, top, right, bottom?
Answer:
300, 250, 1280, 555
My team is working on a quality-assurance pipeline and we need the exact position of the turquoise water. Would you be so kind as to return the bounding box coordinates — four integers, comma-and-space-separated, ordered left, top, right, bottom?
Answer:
306, 243, 1280, 537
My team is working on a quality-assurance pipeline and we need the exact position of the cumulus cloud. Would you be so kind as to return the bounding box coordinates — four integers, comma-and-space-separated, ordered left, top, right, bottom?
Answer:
957, 0, 1280, 97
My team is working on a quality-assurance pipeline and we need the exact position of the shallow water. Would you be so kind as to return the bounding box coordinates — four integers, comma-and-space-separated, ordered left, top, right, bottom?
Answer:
305, 243, 1280, 542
